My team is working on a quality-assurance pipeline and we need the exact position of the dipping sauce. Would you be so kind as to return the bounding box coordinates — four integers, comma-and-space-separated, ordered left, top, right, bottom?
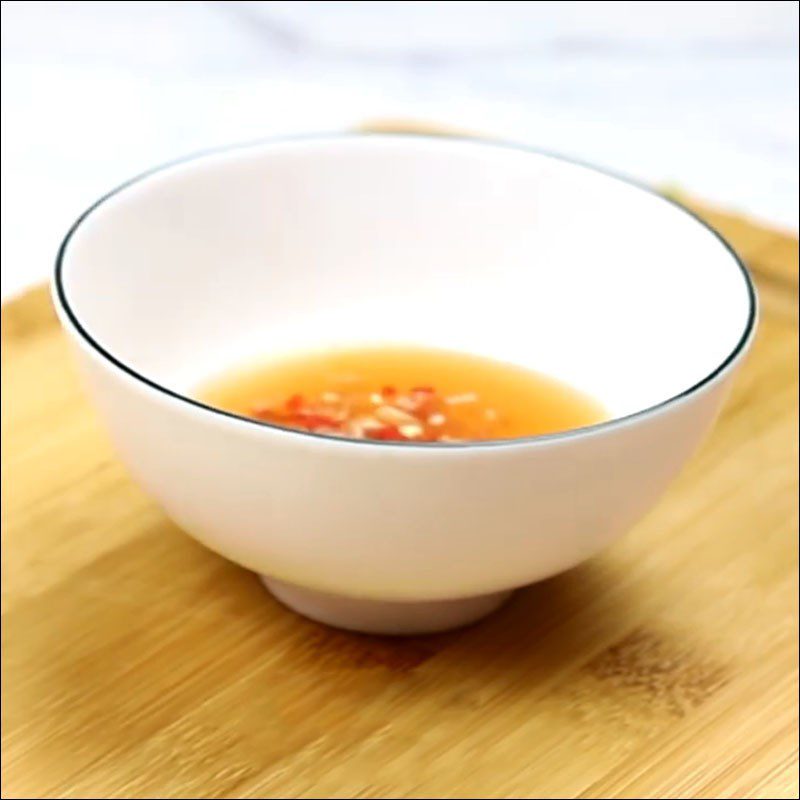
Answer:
197, 346, 608, 443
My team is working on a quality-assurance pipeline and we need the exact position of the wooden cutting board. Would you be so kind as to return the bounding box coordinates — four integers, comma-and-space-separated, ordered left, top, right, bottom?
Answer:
2, 169, 798, 798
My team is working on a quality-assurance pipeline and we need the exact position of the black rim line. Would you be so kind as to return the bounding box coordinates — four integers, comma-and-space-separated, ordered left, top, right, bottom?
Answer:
53, 131, 758, 450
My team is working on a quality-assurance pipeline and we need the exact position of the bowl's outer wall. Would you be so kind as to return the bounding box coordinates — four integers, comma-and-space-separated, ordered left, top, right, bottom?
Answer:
65, 331, 738, 601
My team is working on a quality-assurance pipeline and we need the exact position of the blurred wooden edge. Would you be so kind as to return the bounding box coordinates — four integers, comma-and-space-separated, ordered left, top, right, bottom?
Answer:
357, 118, 478, 139
1, 283, 57, 340
358, 118, 798, 304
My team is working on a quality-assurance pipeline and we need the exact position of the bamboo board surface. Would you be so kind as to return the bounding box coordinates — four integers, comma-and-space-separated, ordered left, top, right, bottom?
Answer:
2, 174, 798, 798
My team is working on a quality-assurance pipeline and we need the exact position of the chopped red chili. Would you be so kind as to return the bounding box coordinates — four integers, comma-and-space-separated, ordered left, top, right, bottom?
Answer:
249, 384, 492, 443
285, 393, 304, 412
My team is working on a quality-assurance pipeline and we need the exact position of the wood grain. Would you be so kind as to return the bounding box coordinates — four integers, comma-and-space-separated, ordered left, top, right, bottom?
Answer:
2, 190, 797, 798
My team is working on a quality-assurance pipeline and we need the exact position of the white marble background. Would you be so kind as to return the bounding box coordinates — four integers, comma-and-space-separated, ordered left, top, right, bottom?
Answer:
1, 0, 798, 300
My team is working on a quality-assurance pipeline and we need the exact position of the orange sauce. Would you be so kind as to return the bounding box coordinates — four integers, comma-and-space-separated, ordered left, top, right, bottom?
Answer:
197, 346, 607, 443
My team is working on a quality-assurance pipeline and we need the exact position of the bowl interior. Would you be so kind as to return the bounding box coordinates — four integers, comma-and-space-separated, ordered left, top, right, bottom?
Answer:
59, 135, 752, 419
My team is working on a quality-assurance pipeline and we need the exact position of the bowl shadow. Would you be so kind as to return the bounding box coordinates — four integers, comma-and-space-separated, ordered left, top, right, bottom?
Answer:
5, 518, 629, 793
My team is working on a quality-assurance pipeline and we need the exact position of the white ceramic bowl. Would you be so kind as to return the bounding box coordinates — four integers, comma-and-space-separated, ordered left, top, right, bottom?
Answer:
53, 134, 756, 634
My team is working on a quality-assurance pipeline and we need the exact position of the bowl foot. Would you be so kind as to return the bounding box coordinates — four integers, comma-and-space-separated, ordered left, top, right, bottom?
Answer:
259, 575, 512, 635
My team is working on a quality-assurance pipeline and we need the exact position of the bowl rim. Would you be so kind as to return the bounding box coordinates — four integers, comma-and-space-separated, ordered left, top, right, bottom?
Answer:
53, 131, 758, 450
